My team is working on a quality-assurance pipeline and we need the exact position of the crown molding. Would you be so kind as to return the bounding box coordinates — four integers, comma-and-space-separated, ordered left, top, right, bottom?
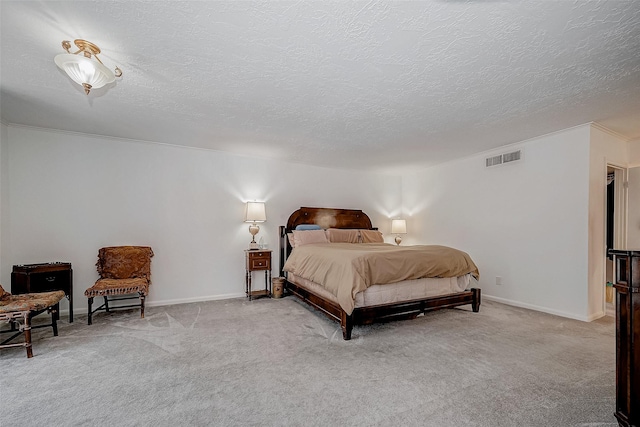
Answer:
590, 122, 631, 142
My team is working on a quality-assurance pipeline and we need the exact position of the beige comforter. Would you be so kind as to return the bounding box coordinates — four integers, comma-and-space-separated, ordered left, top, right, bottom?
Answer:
283, 243, 479, 314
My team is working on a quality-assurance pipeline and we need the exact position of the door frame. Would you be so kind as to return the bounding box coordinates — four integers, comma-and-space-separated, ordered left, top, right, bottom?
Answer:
604, 163, 628, 314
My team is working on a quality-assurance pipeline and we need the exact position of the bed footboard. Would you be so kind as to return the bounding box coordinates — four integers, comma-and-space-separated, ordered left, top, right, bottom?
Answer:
285, 278, 481, 340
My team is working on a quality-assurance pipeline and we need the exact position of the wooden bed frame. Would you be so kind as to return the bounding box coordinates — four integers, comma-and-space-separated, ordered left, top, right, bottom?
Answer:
279, 207, 481, 340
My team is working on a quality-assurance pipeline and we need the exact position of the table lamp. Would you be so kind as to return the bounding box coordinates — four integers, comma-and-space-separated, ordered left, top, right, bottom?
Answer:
245, 202, 266, 250
391, 219, 407, 245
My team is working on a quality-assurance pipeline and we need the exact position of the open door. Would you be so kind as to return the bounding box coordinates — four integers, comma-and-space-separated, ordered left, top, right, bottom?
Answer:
605, 165, 627, 316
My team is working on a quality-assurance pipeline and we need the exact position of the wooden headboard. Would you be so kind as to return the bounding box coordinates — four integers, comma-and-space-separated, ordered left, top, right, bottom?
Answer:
279, 207, 374, 276
285, 207, 373, 232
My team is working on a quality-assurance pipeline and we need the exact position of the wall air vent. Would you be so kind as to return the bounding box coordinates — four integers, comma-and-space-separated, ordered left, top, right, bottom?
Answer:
485, 150, 522, 168
502, 150, 521, 163
485, 155, 503, 167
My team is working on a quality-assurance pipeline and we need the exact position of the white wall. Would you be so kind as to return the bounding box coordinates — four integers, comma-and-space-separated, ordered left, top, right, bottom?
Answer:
0, 122, 8, 282
402, 125, 593, 320
3, 122, 632, 322
628, 166, 640, 249
588, 125, 630, 317
629, 139, 640, 248
3, 125, 402, 313
629, 138, 640, 166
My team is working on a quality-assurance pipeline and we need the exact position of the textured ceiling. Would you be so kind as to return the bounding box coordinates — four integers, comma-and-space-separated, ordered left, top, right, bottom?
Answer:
2, 1, 640, 172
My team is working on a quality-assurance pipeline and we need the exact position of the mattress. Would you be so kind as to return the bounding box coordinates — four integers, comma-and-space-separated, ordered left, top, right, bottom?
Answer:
287, 272, 471, 309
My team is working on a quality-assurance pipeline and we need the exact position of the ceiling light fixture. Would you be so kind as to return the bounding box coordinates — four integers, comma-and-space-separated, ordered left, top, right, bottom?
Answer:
54, 39, 122, 95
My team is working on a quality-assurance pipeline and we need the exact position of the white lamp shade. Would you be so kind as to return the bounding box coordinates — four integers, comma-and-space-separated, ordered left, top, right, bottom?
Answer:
54, 53, 115, 88
245, 202, 266, 223
391, 219, 407, 234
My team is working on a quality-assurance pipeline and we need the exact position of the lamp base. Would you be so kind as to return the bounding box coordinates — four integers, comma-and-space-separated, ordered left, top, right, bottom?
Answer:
248, 223, 260, 250
395, 235, 403, 245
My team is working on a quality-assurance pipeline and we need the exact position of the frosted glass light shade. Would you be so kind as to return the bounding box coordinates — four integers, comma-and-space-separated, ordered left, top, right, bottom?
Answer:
391, 219, 407, 234
54, 54, 115, 89
244, 202, 266, 223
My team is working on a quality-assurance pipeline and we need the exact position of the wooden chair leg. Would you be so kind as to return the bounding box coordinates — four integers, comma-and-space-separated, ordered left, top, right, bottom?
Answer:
87, 297, 94, 325
140, 294, 145, 319
104, 296, 110, 312
24, 313, 33, 358
50, 304, 59, 336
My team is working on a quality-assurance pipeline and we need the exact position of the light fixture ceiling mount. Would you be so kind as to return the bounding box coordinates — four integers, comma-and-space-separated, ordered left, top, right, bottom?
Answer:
55, 39, 122, 95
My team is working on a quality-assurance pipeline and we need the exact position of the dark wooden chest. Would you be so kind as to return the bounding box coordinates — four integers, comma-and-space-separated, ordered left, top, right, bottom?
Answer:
11, 262, 73, 322
609, 249, 640, 427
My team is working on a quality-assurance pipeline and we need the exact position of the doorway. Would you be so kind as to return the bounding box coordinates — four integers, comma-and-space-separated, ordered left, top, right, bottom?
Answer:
605, 165, 627, 316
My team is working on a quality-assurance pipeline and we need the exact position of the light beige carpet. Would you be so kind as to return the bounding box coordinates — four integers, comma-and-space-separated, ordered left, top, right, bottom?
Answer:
0, 297, 617, 426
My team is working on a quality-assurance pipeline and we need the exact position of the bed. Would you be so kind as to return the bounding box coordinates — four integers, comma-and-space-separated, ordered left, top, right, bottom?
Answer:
278, 207, 481, 340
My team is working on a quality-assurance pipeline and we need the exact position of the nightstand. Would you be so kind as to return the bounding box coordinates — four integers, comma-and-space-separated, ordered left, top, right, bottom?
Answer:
245, 250, 271, 300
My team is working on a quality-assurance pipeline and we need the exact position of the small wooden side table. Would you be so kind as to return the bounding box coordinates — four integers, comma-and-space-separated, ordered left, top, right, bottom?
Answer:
11, 262, 73, 322
245, 250, 271, 300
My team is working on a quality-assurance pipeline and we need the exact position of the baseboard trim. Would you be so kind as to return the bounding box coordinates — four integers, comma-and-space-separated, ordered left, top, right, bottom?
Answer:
57, 292, 246, 317
482, 294, 602, 322
57, 293, 605, 322
146, 293, 246, 308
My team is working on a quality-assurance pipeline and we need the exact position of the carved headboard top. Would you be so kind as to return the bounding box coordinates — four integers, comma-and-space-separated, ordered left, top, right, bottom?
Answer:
285, 207, 373, 232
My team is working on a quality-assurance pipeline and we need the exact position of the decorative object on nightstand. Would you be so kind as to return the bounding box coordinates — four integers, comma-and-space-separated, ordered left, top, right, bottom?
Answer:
245, 201, 267, 250
391, 219, 407, 245
245, 250, 271, 300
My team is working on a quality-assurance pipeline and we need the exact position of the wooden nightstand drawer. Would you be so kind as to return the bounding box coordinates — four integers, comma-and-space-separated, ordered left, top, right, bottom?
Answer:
249, 251, 269, 259
246, 251, 271, 270
249, 258, 270, 270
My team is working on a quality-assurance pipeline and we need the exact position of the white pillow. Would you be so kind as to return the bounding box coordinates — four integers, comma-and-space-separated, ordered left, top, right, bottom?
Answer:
293, 229, 329, 247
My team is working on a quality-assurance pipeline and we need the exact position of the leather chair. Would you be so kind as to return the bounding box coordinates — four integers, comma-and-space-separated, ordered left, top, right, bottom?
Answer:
85, 246, 154, 325
0, 284, 65, 358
